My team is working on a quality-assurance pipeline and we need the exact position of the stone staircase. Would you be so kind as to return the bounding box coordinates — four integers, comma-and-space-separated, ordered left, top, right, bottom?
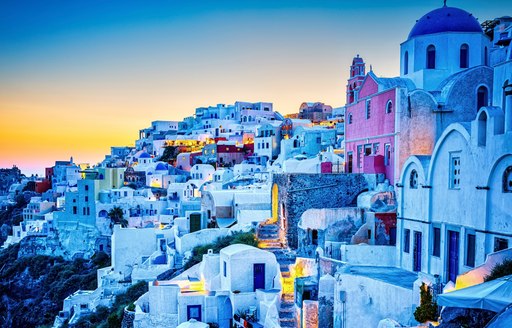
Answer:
257, 223, 298, 328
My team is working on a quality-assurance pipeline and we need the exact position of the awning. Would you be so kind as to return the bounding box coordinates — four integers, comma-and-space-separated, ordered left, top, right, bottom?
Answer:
216, 218, 236, 228
437, 275, 512, 312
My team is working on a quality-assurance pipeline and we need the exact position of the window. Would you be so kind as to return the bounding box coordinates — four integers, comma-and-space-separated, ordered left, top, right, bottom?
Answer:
266, 142, 270, 148
223, 261, 227, 277
477, 86, 489, 112
85, 185, 89, 191
460, 44, 469, 68
450, 153, 461, 189
494, 237, 508, 252
404, 51, 409, 75
316, 137, 321, 144
466, 234, 476, 267
348, 113, 353, 124
365, 99, 371, 119
187, 305, 202, 321
386, 100, 393, 114
85, 196, 88, 202
373, 143, 379, 155
357, 145, 363, 168
478, 111, 487, 146
410, 170, 418, 189
364, 144, 372, 156
432, 227, 441, 257
73, 206, 77, 215
503, 166, 512, 193
404, 229, 410, 253
427, 45, 436, 69
384, 144, 391, 166
484, 46, 488, 66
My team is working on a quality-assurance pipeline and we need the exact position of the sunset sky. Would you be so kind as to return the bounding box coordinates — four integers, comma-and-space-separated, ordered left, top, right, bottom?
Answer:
0, 0, 508, 175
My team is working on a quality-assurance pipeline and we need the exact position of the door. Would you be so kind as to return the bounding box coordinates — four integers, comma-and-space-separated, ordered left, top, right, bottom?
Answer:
448, 231, 460, 282
189, 213, 201, 233
347, 152, 353, 173
253, 263, 265, 291
413, 231, 422, 272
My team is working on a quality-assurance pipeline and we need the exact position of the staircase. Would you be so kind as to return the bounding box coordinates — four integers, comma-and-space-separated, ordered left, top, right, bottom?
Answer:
257, 223, 298, 328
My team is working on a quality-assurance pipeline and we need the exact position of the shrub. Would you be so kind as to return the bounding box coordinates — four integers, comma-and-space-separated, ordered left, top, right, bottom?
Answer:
484, 259, 512, 282
414, 283, 438, 323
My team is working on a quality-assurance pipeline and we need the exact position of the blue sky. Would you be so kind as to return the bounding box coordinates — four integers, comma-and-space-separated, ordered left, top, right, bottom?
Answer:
0, 0, 510, 174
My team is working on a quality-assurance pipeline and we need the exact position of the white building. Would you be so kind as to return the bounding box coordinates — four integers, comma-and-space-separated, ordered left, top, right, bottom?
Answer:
134, 244, 282, 328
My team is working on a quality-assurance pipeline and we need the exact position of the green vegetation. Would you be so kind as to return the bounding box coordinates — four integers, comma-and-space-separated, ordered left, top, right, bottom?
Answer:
184, 230, 258, 270
414, 282, 438, 324
159, 145, 180, 163
108, 206, 128, 228
74, 281, 148, 328
0, 244, 110, 328
485, 259, 512, 282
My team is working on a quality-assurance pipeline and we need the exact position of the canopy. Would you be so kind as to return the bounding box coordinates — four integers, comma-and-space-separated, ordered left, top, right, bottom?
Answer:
437, 275, 512, 312
485, 303, 512, 328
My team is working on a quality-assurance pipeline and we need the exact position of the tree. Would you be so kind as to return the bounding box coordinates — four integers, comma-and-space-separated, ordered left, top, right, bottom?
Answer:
108, 207, 128, 228
159, 146, 180, 163
485, 259, 512, 282
414, 283, 438, 323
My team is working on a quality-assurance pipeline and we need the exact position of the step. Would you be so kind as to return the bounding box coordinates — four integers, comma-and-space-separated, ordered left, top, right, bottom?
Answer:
278, 311, 295, 319
279, 320, 298, 327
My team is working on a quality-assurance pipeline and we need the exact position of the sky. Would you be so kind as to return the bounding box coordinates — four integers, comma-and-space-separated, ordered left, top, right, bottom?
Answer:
0, 0, 509, 175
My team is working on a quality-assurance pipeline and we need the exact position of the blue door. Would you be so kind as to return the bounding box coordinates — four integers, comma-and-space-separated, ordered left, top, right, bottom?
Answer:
448, 231, 459, 282
187, 305, 201, 321
413, 231, 422, 272
253, 263, 265, 291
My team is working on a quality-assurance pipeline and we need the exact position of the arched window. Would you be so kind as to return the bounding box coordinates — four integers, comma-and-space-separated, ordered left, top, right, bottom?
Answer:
427, 45, 436, 69
460, 44, 469, 68
348, 113, 353, 124
410, 170, 418, 189
386, 100, 393, 114
477, 111, 487, 147
503, 166, 512, 193
293, 139, 299, 148
477, 86, 489, 112
404, 51, 409, 75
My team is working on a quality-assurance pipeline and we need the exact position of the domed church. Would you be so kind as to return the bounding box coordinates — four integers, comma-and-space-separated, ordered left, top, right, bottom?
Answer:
401, 3, 491, 90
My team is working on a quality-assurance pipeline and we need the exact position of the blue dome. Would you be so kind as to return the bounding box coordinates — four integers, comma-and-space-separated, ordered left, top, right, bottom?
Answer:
408, 6, 482, 39
139, 152, 151, 159
155, 163, 168, 171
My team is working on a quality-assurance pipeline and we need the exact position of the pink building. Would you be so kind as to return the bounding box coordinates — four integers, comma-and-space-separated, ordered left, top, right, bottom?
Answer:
344, 56, 414, 183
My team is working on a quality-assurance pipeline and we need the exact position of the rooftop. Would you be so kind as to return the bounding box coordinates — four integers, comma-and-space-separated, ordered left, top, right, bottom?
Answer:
346, 266, 418, 290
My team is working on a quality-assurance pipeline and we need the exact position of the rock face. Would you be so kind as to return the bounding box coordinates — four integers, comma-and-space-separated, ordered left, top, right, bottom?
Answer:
272, 173, 382, 249
438, 307, 496, 328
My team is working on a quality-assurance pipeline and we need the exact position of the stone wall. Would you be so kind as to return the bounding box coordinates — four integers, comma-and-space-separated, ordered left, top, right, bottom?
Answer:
272, 173, 381, 249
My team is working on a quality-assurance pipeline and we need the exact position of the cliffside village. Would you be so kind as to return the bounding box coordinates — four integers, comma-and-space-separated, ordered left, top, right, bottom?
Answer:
1, 4, 512, 328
